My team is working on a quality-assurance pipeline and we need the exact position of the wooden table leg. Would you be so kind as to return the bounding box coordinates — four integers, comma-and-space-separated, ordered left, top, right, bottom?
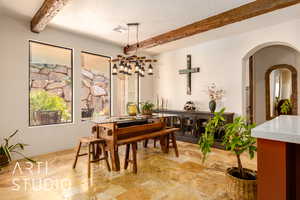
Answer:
159, 135, 168, 153
171, 133, 179, 157
109, 145, 120, 171
132, 142, 138, 174
124, 144, 130, 170
143, 139, 149, 148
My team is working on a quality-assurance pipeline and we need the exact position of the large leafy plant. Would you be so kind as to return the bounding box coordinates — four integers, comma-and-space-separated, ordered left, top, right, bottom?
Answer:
30, 90, 71, 121
223, 117, 256, 178
199, 108, 226, 162
199, 108, 257, 179
0, 130, 35, 164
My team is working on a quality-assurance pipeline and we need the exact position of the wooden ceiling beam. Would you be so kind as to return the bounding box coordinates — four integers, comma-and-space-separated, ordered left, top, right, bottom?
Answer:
31, 0, 71, 33
124, 0, 300, 54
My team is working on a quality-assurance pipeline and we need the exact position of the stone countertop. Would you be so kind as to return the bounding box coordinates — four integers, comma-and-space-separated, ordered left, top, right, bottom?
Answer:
252, 115, 300, 144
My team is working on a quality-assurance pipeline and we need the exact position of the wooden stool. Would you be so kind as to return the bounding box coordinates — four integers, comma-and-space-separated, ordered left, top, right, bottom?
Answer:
124, 142, 138, 174
73, 137, 111, 178
166, 133, 179, 157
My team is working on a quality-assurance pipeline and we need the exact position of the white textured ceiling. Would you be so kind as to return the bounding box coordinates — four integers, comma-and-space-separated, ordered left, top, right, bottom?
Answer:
0, 0, 254, 45
0, 0, 300, 54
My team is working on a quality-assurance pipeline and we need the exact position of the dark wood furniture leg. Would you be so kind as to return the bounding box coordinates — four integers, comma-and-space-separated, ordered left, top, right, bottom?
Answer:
132, 142, 138, 174
124, 144, 130, 170
88, 143, 91, 178
159, 135, 168, 153
143, 139, 149, 148
73, 141, 82, 169
172, 133, 179, 157
123, 142, 138, 174
109, 145, 120, 171
100, 143, 111, 171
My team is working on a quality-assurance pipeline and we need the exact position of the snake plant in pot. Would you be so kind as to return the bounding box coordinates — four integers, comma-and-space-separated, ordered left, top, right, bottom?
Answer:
199, 108, 257, 200
0, 130, 35, 168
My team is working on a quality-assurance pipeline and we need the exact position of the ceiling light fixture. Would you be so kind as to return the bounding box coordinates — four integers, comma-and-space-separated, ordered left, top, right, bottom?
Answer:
113, 25, 128, 33
111, 23, 156, 77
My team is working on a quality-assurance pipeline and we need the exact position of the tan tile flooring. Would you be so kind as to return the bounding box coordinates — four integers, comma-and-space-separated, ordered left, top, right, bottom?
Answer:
0, 141, 256, 200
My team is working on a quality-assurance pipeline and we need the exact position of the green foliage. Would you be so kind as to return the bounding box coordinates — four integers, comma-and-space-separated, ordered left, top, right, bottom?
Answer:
280, 99, 292, 115
0, 130, 35, 165
140, 101, 155, 111
30, 90, 71, 121
223, 117, 256, 159
223, 117, 256, 178
198, 108, 257, 179
198, 108, 226, 162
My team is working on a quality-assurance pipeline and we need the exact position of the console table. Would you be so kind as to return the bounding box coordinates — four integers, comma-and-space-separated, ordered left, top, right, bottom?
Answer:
154, 110, 234, 147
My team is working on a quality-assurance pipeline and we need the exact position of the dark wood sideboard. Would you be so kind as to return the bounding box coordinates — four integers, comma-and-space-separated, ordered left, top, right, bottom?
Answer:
154, 110, 234, 148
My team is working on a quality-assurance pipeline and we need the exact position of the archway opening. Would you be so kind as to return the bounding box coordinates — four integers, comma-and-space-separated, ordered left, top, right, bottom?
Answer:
242, 43, 300, 125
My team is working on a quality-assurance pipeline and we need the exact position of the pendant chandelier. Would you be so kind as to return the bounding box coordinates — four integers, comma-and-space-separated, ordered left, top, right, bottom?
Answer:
111, 23, 156, 77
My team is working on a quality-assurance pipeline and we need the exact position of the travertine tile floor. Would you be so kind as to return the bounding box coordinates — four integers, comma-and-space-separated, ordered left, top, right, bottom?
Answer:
0, 141, 256, 200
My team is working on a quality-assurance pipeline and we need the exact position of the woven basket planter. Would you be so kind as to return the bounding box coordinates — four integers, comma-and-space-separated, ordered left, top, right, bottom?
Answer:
226, 167, 257, 200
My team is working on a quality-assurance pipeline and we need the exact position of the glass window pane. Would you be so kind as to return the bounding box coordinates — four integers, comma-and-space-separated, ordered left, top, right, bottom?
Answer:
115, 74, 139, 116
81, 52, 111, 119
29, 41, 73, 126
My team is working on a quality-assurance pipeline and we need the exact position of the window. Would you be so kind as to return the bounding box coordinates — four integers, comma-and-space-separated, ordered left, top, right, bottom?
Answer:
29, 41, 73, 126
81, 52, 111, 119
115, 74, 139, 116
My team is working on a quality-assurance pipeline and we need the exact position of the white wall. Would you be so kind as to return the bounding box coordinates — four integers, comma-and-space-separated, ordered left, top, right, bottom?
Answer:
0, 14, 154, 157
154, 18, 300, 117
252, 46, 300, 124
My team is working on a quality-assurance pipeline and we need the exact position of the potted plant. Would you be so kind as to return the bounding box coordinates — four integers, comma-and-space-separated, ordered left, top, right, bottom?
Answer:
140, 101, 155, 115
0, 130, 35, 168
280, 99, 292, 115
199, 108, 257, 200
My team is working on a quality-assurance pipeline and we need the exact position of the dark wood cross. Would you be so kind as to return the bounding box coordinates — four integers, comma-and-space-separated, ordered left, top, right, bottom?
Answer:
179, 55, 200, 95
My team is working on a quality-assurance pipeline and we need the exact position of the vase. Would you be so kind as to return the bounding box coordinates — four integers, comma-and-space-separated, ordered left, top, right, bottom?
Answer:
184, 101, 196, 111
209, 100, 216, 113
127, 103, 138, 116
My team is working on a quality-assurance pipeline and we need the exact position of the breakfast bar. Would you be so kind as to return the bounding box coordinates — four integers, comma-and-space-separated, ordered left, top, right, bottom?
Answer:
252, 115, 300, 200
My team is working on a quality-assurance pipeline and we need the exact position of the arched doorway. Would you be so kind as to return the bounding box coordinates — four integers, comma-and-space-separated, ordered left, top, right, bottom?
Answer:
242, 43, 300, 124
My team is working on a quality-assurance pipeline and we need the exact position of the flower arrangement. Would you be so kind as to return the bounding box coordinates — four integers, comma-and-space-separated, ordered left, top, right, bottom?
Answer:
208, 83, 225, 101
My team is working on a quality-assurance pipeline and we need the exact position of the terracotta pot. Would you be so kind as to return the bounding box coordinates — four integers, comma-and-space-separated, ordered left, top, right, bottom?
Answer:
226, 167, 257, 200
0, 154, 9, 167
142, 109, 152, 115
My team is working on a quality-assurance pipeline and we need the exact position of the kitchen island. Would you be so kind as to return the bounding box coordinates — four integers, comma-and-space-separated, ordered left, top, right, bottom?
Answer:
252, 115, 300, 200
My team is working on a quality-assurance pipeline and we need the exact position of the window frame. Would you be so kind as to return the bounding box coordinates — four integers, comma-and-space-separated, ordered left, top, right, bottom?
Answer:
80, 51, 112, 117
28, 40, 74, 127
